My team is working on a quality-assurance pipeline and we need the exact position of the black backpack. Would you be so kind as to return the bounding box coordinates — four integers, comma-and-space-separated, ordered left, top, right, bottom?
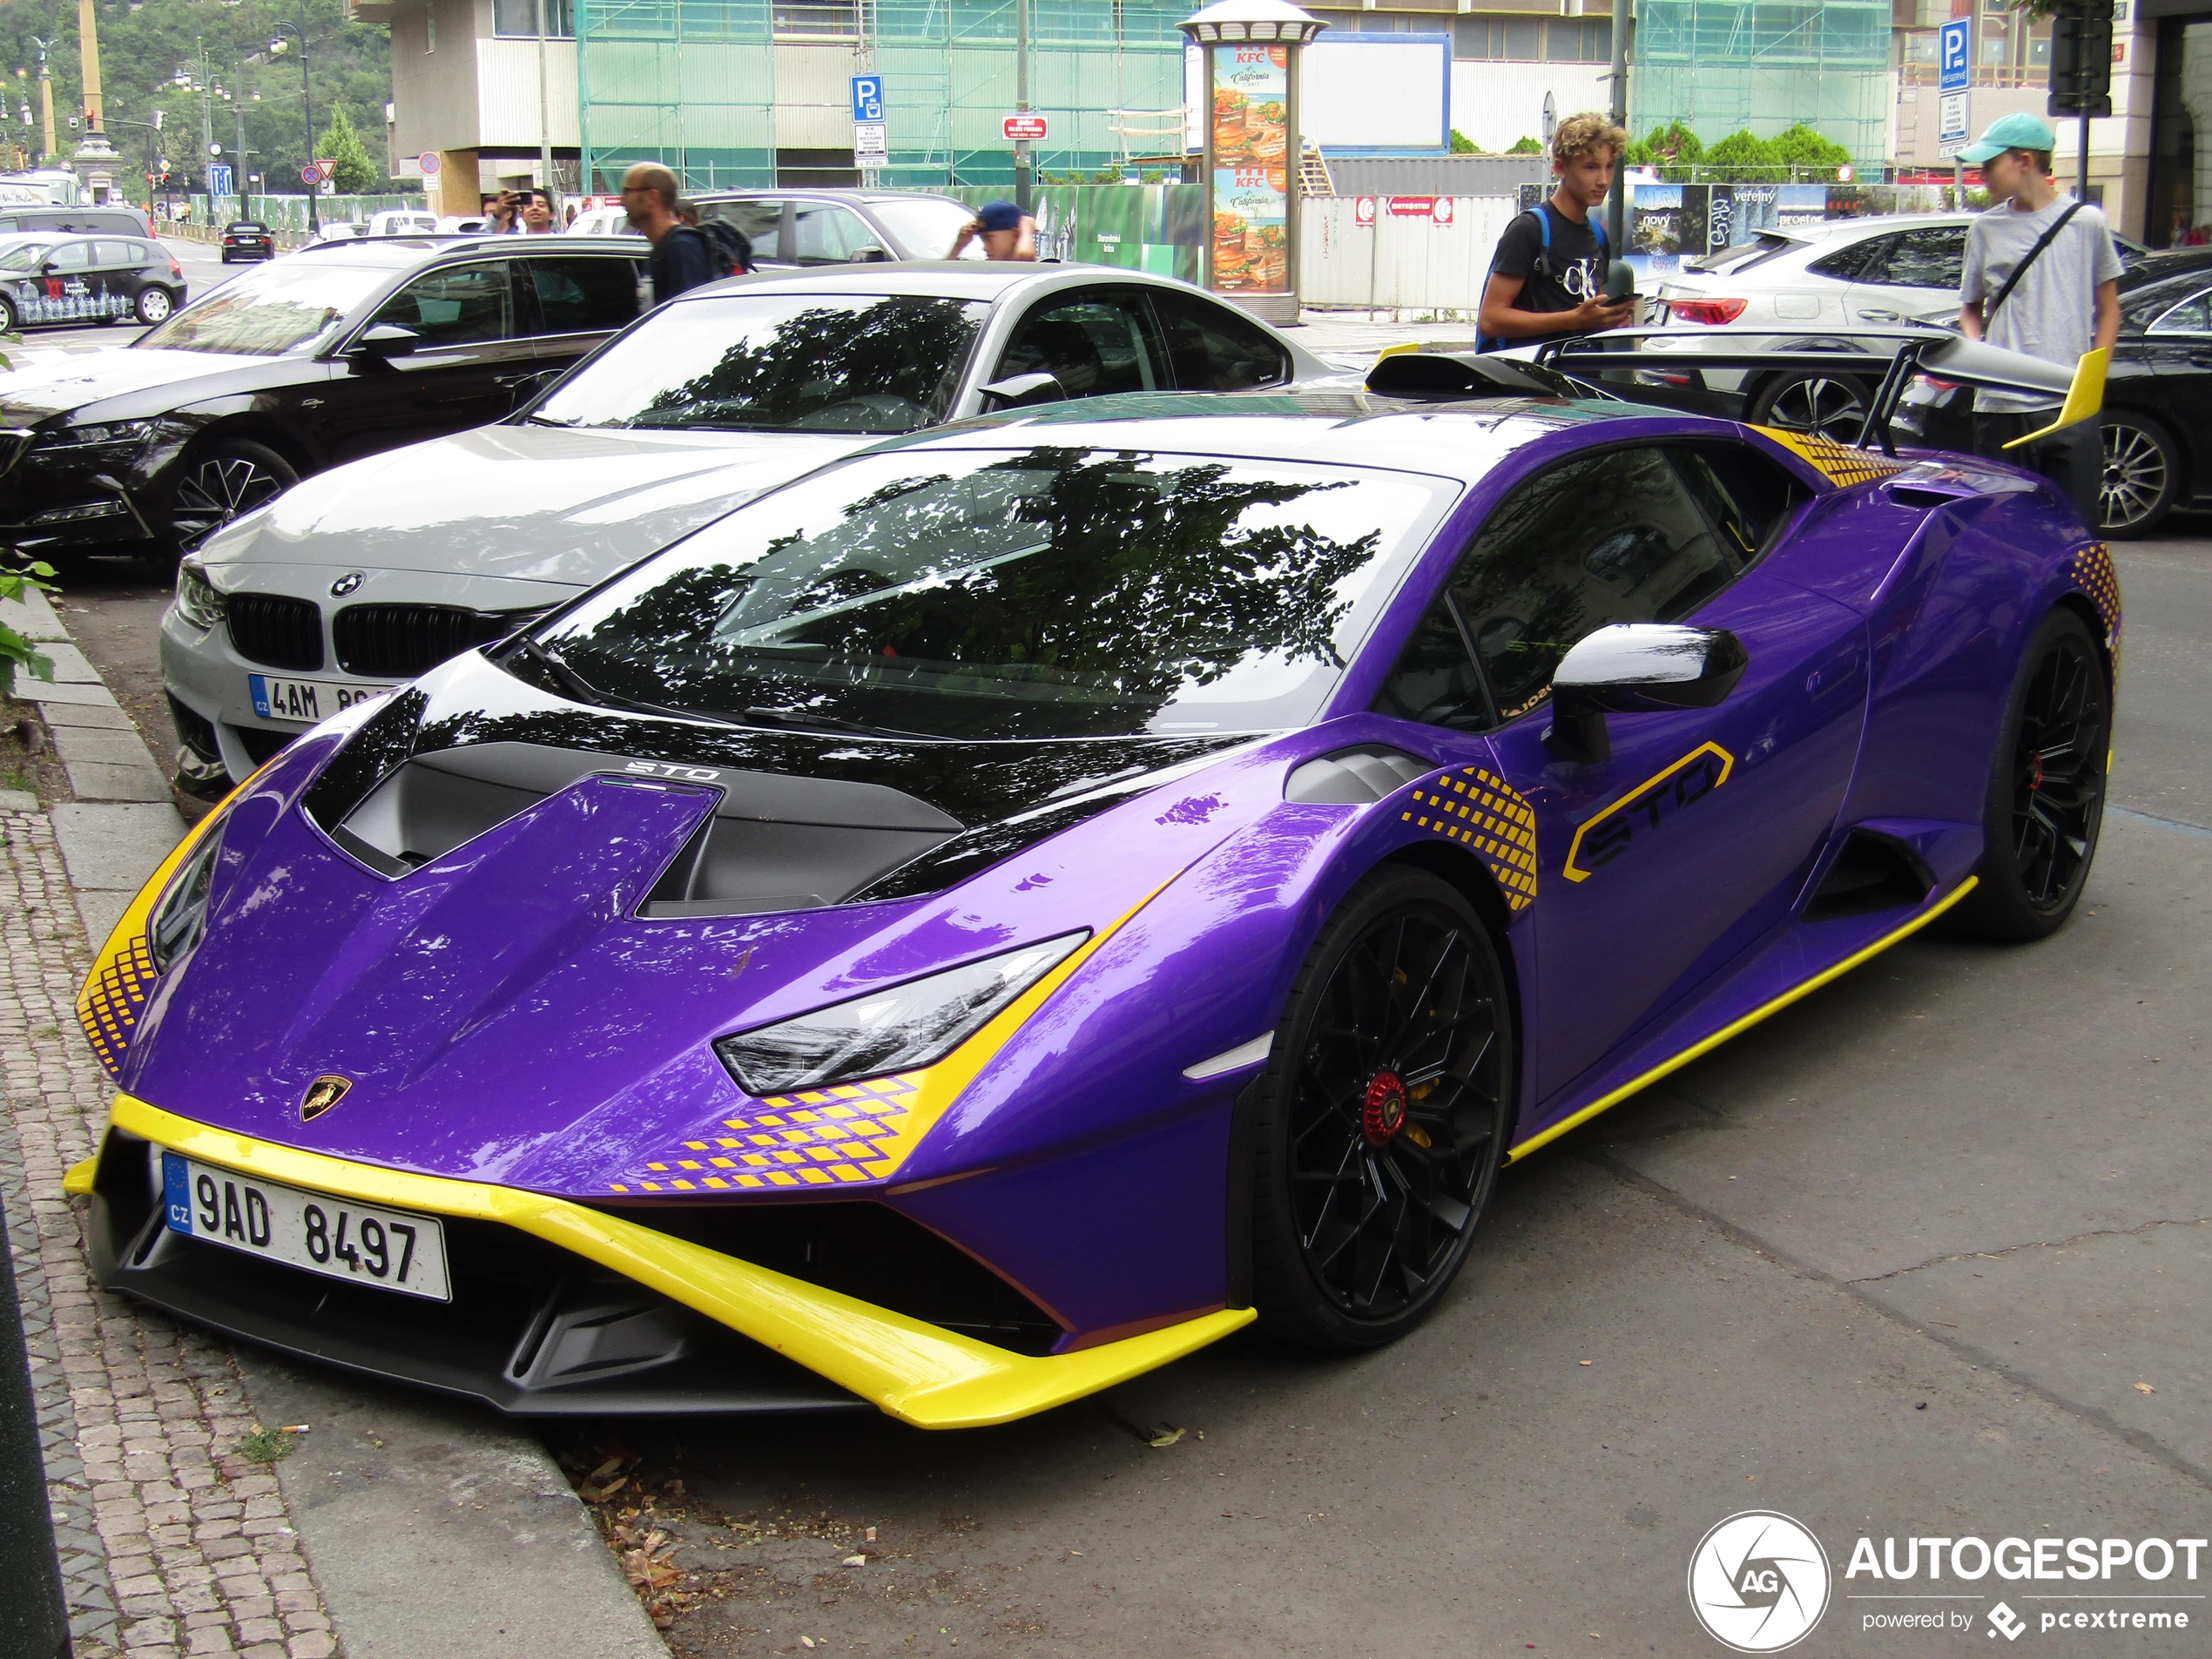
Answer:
696, 218, 753, 277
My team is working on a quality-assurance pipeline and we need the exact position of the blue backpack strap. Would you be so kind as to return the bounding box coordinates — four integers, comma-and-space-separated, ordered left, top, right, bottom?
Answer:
1476, 206, 1554, 354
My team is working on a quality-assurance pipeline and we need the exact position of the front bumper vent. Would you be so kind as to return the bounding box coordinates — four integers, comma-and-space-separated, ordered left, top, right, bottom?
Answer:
334, 604, 532, 680
226, 594, 324, 672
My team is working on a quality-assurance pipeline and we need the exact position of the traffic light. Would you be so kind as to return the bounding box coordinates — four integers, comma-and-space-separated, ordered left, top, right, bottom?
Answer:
2050, 1, 2115, 119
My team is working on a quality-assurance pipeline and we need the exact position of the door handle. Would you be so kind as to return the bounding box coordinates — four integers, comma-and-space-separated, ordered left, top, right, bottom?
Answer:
494, 370, 541, 388
1858, 308, 1903, 322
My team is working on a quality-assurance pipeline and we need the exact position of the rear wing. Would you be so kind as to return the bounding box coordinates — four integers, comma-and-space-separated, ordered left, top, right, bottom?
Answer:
1365, 327, 2105, 457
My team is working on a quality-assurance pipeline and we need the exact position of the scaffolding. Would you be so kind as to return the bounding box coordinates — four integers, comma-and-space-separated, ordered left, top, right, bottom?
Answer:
577, 0, 1190, 192
1629, 0, 1893, 170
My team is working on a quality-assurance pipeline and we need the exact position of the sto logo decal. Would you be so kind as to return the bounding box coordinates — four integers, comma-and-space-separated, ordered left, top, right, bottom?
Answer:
1562, 741, 1735, 882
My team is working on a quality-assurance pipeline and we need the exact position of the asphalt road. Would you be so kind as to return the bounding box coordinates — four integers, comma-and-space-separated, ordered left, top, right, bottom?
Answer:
34, 391, 2212, 1655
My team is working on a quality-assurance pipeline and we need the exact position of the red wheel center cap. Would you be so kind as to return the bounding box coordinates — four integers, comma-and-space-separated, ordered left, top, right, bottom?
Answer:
1363, 1072, 1409, 1147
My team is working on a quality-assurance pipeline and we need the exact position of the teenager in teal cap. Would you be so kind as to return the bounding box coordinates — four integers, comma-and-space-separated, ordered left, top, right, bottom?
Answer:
1956, 111, 2120, 523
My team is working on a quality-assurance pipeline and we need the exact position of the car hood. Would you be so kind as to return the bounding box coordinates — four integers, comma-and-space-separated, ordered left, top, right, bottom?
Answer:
201, 423, 875, 588
0, 348, 276, 424
121, 652, 1290, 1196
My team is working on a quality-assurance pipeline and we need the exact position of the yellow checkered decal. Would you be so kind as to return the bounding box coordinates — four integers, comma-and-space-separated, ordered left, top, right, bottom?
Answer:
1402, 766, 1538, 912
1753, 425, 1909, 489
2069, 542, 2121, 642
78, 932, 157, 1077
612, 1073, 928, 1192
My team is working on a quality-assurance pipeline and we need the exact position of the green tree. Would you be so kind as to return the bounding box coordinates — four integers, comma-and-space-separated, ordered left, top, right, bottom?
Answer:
1504, 135, 1543, 155
1769, 122, 1853, 178
1641, 120, 1703, 182
314, 103, 378, 194
1704, 128, 1777, 180
1450, 129, 1477, 154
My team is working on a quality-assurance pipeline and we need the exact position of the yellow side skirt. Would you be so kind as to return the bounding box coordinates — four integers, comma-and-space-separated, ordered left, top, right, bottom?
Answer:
91, 1095, 1253, 1429
1507, 877, 1978, 1163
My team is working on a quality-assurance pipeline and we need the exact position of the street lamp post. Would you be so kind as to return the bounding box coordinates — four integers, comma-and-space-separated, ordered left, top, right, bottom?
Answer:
26, 38, 55, 165
269, 22, 315, 233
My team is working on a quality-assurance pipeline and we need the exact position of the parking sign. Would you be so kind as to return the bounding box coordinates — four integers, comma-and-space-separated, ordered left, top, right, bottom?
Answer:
851, 74, 885, 124
1939, 17, 1970, 93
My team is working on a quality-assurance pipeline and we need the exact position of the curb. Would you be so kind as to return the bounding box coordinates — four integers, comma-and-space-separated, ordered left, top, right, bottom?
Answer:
3, 583, 667, 1659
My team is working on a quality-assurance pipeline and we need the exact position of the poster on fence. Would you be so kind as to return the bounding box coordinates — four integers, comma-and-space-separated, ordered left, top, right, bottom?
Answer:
1211, 43, 1290, 293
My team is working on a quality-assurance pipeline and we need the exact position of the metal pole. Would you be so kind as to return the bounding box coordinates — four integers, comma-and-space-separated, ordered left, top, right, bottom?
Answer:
300, 32, 316, 233
1014, 0, 1031, 211
0, 1190, 73, 1659
1608, 0, 1629, 249
237, 97, 248, 219
535, 0, 554, 202
2077, 109, 2089, 200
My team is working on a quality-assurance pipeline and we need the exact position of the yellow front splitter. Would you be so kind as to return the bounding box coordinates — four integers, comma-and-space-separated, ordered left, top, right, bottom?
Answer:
72, 1094, 1252, 1429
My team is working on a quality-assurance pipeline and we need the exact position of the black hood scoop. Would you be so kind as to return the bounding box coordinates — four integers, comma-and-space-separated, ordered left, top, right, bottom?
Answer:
300, 659, 1256, 914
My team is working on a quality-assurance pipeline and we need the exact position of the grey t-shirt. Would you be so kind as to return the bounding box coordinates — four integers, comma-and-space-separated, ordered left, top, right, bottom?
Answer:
1960, 196, 2122, 412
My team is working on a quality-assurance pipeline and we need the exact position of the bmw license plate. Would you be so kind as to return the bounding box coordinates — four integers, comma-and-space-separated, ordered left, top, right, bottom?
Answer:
162, 1152, 451, 1301
248, 673, 383, 725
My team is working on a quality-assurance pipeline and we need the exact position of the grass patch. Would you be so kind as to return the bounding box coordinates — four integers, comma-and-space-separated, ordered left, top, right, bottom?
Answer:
233, 1425, 298, 1463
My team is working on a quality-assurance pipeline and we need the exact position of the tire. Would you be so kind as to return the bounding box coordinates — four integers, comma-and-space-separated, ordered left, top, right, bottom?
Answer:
2098, 412, 2181, 538
0, 294, 16, 333
1250, 866, 1514, 1350
1951, 607, 2110, 943
1747, 368, 1872, 443
134, 286, 174, 325
219, 250, 232, 264
166, 439, 299, 556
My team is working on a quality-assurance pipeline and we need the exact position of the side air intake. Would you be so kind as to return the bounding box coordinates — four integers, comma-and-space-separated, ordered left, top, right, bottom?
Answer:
1804, 829, 1936, 921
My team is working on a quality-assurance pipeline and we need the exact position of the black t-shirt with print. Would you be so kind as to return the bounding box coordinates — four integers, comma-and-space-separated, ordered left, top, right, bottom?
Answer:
1491, 203, 1606, 327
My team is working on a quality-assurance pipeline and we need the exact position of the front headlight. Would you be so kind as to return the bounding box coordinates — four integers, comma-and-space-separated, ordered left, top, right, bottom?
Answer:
715, 933, 1088, 1096
148, 822, 226, 971
174, 560, 225, 631
34, 420, 154, 451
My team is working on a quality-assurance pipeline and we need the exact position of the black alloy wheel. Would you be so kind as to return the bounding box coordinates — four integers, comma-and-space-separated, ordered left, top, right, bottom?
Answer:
1953, 607, 2110, 942
168, 439, 298, 556
135, 286, 174, 325
1749, 369, 1871, 443
1251, 867, 1512, 1349
2099, 415, 2179, 537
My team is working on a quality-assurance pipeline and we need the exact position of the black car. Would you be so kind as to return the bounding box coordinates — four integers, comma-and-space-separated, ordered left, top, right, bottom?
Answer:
220, 221, 275, 263
0, 235, 646, 561
1897, 258, 2212, 536
691, 189, 985, 267
0, 234, 186, 333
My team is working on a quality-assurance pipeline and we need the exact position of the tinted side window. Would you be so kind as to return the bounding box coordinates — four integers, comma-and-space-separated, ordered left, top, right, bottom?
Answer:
92, 241, 137, 268
996, 289, 1164, 398
1808, 234, 1887, 282
1671, 443, 1802, 559
1372, 597, 1492, 730
708, 200, 783, 263
1449, 447, 1745, 719
1151, 289, 1290, 391
2147, 287, 2212, 334
789, 203, 875, 264
524, 255, 640, 334
368, 261, 516, 344
1862, 226, 1966, 289
46, 241, 91, 271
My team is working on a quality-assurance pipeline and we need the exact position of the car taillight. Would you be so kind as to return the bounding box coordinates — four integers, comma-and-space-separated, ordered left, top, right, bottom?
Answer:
1669, 297, 1748, 326
169, 258, 183, 277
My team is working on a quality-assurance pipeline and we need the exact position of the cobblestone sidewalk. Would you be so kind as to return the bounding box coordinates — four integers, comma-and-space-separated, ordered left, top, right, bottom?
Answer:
2, 804, 341, 1659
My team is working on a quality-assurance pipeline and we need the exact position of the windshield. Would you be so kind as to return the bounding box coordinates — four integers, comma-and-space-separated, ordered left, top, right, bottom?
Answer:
136, 260, 391, 355
531, 293, 988, 434
869, 195, 986, 260
527, 445, 1457, 740
0, 239, 59, 272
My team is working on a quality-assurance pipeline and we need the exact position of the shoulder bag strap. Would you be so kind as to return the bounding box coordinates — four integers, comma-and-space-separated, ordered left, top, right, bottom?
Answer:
1982, 199, 2085, 323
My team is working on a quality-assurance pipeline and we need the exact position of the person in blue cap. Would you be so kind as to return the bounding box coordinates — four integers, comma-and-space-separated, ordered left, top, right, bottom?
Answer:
1956, 111, 2120, 515
949, 199, 1037, 261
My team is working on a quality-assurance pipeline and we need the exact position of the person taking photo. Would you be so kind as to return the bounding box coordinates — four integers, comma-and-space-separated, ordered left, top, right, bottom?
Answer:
1476, 112, 1635, 350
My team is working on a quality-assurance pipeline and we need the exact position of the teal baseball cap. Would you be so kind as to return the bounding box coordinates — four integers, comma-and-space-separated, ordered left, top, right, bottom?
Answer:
1959, 111, 2058, 165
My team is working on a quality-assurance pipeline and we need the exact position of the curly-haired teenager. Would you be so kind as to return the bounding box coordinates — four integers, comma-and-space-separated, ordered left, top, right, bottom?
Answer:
1476, 111, 1635, 347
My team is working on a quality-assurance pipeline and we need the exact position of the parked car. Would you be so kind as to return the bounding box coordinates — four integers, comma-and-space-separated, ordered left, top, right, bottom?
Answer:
219, 220, 275, 263
160, 262, 1351, 790
1897, 260, 2212, 535
434, 214, 489, 234
691, 189, 988, 266
0, 202, 151, 238
367, 209, 439, 237
1642, 212, 2153, 437
564, 204, 636, 237
0, 234, 646, 566
85, 381, 2114, 1417
0, 233, 185, 332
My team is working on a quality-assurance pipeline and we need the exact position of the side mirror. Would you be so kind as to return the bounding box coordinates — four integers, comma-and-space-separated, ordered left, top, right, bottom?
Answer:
979, 371, 1067, 411
853, 245, 894, 263
1542, 623, 1749, 764
347, 323, 420, 362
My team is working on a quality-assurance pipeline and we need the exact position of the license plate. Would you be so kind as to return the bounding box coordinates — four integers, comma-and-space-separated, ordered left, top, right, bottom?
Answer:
249, 673, 383, 725
162, 1152, 451, 1301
